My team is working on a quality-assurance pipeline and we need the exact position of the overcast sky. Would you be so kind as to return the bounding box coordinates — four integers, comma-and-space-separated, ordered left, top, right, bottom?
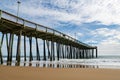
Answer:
0, 0, 120, 55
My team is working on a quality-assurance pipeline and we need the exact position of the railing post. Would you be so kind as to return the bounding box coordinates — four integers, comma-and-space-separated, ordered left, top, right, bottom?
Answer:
36, 24, 38, 31
46, 28, 47, 32
0, 10, 2, 19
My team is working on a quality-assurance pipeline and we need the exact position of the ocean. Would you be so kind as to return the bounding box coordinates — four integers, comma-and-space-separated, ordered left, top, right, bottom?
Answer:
2, 55, 120, 69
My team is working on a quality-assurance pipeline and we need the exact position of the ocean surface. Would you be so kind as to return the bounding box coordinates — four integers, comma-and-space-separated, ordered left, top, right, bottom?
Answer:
2, 55, 120, 69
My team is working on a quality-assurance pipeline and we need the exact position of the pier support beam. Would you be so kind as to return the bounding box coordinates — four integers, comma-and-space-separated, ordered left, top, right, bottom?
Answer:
43, 40, 46, 61
6, 33, 14, 65
92, 49, 94, 58
52, 42, 55, 61
51, 37, 55, 61
16, 31, 22, 64
36, 37, 40, 61
56, 43, 60, 61
29, 37, 33, 61
24, 35, 26, 61
0, 33, 4, 64
50, 41, 53, 61
46, 40, 50, 59
70, 46, 72, 59
96, 48, 98, 58
10, 33, 14, 63
62, 44, 65, 59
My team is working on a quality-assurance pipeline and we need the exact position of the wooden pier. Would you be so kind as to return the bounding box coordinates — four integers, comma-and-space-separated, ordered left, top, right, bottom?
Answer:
0, 10, 97, 65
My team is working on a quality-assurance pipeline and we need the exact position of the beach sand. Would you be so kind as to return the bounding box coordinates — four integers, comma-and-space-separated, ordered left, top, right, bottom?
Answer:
0, 65, 120, 80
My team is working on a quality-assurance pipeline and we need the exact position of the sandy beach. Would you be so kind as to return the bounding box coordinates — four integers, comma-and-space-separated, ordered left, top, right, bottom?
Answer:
0, 65, 120, 80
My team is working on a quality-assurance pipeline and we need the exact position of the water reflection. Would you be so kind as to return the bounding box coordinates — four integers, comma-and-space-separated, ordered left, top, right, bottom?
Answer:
1, 60, 99, 69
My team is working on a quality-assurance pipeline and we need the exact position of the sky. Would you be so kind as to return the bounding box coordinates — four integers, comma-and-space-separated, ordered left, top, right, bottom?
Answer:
0, 0, 120, 55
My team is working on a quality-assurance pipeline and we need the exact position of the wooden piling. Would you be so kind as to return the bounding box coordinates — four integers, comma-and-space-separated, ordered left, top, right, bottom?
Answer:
51, 36, 55, 61
8, 34, 12, 63
56, 43, 59, 61
43, 40, 46, 61
6, 33, 14, 65
46, 40, 50, 59
92, 49, 94, 58
66, 45, 69, 59
96, 48, 98, 58
16, 31, 22, 64
65, 45, 67, 58
24, 35, 26, 61
50, 41, 53, 61
0, 33, 4, 64
29, 37, 33, 61
79, 49, 82, 58
52, 42, 55, 61
6, 34, 9, 62
62, 45, 65, 59
70, 46, 72, 59
10, 33, 14, 62
82, 50, 85, 58
36, 37, 40, 61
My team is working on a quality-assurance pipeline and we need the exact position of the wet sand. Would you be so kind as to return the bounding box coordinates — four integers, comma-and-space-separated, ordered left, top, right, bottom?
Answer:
0, 65, 120, 80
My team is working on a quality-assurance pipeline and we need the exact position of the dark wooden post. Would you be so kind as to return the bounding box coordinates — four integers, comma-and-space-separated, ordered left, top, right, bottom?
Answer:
79, 49, 82, 58
85, 49, 88, 59
50, 41, 53, 61
75, 48, 77, 59
0, 33, 4, 64
67, 45, 69, 59
24, 35, 26, 61
70, 46, 72, 59
10, 33, 14, 62
73, 47, 75, 59
46, 40, 50, 59
51, 36, 55, 61
65, 45, 67, 58
43, 40, 46, 61
52, 41, 55, 61
92, 49, 94, 58
62, 44, 65, 59
36, 37, 40, 61
82, 49, 85, 58
6, 34, 9, 62
56, 43, 60, 61
29, 37, 33, 61
8, 34, 12, 63
16, 31, 22, 64
96, 48, 98, 58
6, 33, 14, 65
78, 49, 80, 59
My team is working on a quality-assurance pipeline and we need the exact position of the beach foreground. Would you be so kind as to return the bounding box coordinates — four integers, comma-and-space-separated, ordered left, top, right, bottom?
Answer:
0, 65, 120, 80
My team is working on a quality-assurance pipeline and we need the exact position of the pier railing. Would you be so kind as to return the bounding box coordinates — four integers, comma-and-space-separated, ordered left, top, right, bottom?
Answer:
0, 10, 94, 48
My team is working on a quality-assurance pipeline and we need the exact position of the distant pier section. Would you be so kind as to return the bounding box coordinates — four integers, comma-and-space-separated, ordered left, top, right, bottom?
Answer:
0, 10, 97, 65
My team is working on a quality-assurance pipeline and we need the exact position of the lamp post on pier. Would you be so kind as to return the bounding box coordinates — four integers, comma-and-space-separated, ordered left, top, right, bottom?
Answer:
17, 1, 21, 18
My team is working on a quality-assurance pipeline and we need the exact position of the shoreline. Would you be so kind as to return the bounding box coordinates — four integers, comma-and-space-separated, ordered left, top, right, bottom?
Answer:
1, 65, 120, 80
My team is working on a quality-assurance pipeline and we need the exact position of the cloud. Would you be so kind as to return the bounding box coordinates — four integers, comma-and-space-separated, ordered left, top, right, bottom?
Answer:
90, 28, 120, 44
5, 0, 120, 26
89, 27, 120, 55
